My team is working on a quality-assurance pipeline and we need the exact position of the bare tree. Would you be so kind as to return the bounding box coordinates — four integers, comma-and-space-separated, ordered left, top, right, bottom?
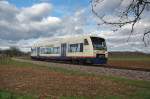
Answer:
91, 0, 150, 46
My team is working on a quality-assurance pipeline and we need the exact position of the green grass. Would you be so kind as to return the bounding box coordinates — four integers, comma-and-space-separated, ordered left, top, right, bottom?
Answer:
0, 58, 150, 99
60, 96, 127, 99
109, 55, 150, 61
0, 58, 95, 77
102, 76, 150, 99
1, 59, 38, 67
47, 64, 97, 76
0, 90, 38, 99
106, 76, 150, 89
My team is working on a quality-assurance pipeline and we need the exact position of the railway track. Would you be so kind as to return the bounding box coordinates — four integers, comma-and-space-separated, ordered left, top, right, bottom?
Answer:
93, 64, 150, 72
13, 58, 150, 81
39, 59, 150, 72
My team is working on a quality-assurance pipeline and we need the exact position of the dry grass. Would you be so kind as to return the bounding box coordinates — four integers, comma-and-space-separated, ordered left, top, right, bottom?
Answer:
109, 60, 150, 69
0, 65, 136, 98
0, 58, 150, 99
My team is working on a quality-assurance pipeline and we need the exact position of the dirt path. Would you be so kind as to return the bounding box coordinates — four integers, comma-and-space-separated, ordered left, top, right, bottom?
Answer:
13, 58, 150, 81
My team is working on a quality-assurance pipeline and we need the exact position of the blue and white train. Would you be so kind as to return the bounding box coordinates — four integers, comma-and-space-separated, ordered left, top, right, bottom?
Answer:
31, 35, 108, 64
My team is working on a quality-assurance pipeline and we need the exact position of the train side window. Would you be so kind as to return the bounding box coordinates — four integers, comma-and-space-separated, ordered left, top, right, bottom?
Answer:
69, 44, 79, 52
69, 43, 83, 52
53, 47, 60, 54
80, 43, 83, 52
46, 48, 51, 54
40, 48, 45, 54
84, 39, 89, 45
53, 48, 56, 54
57, 47, 60, 53
31, 48, 36, 54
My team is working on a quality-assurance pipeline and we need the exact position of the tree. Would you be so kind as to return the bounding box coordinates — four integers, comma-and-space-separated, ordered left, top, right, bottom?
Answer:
2, 47, 23, 57
91, 0, 150, 46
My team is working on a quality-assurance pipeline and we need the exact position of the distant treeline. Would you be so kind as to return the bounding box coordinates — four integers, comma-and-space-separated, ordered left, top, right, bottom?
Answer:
0, 47, 30, 57
109, 51, 150, 57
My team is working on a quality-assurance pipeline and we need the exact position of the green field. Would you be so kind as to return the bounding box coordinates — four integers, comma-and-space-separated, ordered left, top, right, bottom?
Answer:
109, 55, 150, 61
108, 54, 150, 70
0, 57, 150, 99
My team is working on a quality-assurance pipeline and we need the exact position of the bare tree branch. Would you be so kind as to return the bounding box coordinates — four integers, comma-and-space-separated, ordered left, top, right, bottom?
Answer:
143, 30, 150, 46
91, 0, 150, 46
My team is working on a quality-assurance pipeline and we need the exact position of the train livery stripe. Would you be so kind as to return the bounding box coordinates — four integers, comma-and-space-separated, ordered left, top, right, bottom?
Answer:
68, 56, 95, 58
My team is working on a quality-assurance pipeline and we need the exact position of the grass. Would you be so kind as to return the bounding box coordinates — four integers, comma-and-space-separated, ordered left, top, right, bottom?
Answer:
61, 95, 150, 99
107, 76, 150, 89
0, 57, 150, 99
103, 76, 150, 99
0, 90, 38, 99
109, 55, 150, 61
0, 57, 95, 77
108, 55, 150, 70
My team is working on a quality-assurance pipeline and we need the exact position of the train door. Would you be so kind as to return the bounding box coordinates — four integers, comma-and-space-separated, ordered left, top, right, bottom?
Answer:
61, 43, 67, 57
37, 47, 40, 57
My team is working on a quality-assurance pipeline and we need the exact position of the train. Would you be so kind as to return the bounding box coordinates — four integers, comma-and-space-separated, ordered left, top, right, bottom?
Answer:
31, 35, 108, 64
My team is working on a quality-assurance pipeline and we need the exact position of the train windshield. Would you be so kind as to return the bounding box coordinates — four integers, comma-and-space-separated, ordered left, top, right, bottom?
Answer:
90, 37, 107, 50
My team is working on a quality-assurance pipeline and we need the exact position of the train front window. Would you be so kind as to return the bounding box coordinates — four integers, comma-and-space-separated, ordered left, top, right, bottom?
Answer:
90, 37, 106, 50
84, 39, 89, 45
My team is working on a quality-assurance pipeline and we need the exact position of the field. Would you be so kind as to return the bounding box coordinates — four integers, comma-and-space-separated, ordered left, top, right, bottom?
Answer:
0, 54, 150, 99
108, 52, 150, 70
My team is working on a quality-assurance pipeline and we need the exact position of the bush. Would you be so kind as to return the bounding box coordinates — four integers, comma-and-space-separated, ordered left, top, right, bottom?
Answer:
0, 47, 28, 57
0, 54, 11, 65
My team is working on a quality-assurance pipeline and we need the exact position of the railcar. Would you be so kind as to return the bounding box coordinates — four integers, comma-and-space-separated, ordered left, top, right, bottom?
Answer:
31, 35, 108, 64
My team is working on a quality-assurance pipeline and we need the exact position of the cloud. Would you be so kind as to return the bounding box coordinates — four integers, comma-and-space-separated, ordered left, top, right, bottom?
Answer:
0, 0, 149, 53
17, 3, 52, 22
92, 0, 150, 53
59, 9, 87, 36
0, 1, 63, 40
97, 21, 150, 53
0, 1, 88, 40
93, 0, 122, 17
0, 1, 19, 21
0, 1, 90, 52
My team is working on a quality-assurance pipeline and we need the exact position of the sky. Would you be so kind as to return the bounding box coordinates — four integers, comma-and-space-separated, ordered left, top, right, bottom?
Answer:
0, 0, 150, 53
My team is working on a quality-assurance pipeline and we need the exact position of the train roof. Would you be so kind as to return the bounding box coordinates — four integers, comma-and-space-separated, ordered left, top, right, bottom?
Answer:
32, 35, 105, 47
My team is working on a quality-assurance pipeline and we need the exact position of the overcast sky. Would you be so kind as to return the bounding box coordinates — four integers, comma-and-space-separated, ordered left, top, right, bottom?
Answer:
0, 0, 150, 53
